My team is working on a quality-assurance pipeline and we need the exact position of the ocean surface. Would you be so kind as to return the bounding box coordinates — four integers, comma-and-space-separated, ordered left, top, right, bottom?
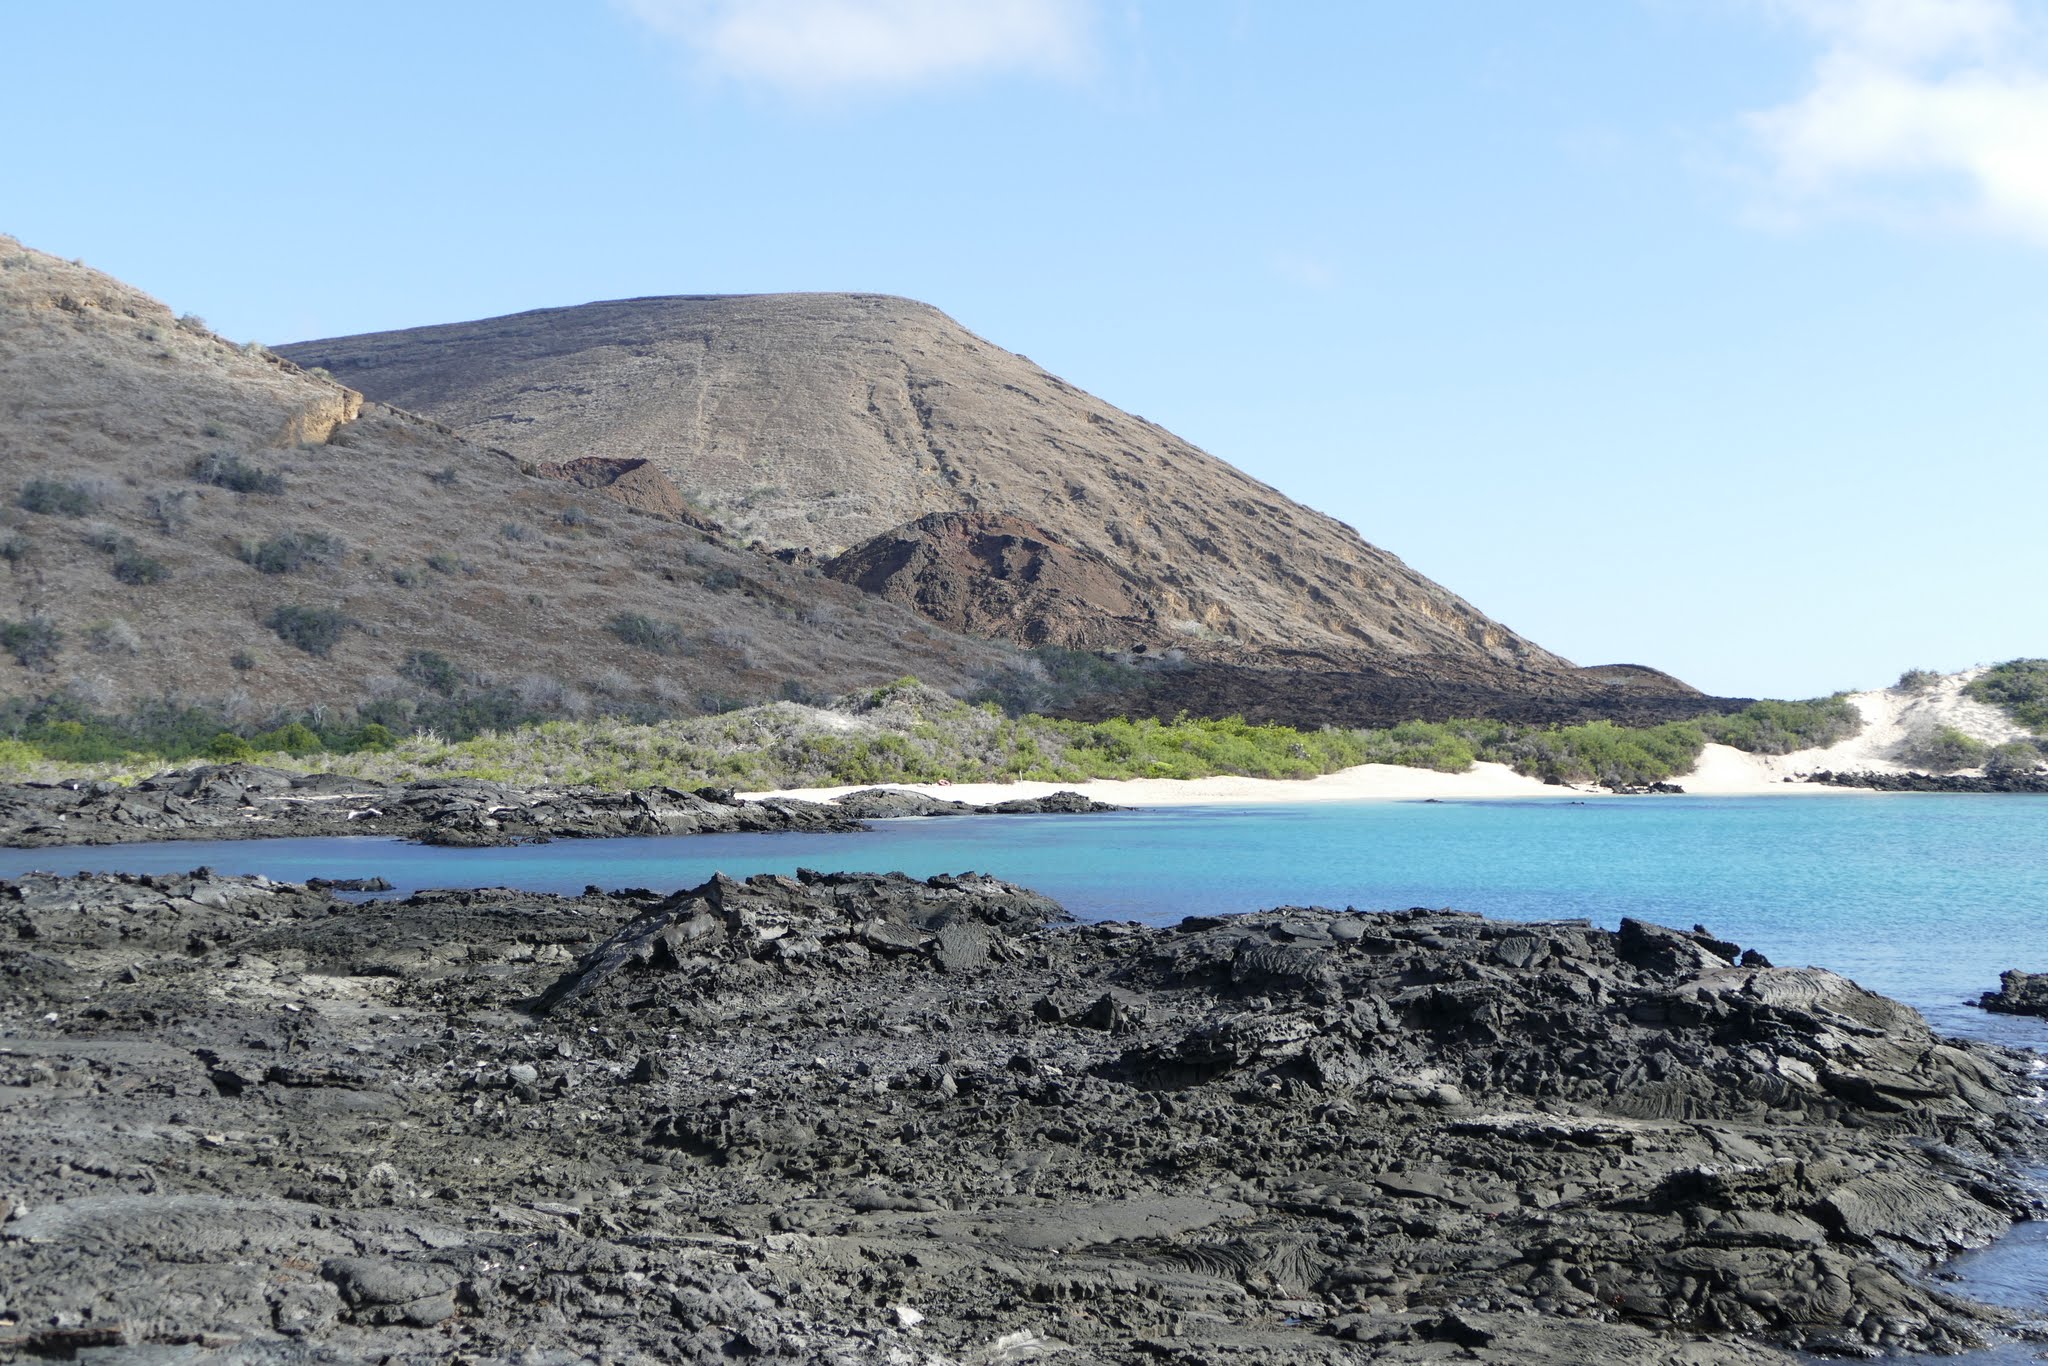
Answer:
7, 791, 2048, 1353
5, 792, 2046, 1044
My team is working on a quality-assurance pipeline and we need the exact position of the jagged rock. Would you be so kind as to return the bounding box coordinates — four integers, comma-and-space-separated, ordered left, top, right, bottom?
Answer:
1806, 769, 2048, 794
1978, 968, 2048, 1016
0, 765, 1116, 849
3, 869, 2044, 1363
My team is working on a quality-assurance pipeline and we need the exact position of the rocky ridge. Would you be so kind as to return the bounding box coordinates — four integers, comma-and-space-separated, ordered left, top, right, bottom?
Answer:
2, 867, 2044, 1362
0, 766, 1116, 849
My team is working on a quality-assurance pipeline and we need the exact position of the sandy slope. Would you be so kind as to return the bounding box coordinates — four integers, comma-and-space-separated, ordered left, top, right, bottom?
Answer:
747, 669, 2034, 808
1682, 668, 2029, 794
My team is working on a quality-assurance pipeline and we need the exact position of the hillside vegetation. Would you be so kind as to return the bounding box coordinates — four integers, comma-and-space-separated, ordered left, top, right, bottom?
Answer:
1965, 659, 2048, 735
0, 681, 1863, 792
0, 237, 1010, 719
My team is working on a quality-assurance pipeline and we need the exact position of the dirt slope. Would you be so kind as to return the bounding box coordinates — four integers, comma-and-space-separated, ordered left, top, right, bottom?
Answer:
280, 294, 1575, 669
0, 238, 1007, 719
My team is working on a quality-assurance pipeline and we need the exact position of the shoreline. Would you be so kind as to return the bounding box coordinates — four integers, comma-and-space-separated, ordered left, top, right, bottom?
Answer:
6, 866, 2039, 1361
742, 743, 1880, 809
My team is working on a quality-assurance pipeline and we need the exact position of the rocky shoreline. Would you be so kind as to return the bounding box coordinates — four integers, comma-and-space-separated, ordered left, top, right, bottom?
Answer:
0, 765, 1117, 849
1804, 770, 2048, 794
4, 866, 2045, 1363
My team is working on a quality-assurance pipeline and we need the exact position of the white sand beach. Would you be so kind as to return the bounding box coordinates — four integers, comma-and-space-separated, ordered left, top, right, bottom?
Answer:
745, 669, 2031, 808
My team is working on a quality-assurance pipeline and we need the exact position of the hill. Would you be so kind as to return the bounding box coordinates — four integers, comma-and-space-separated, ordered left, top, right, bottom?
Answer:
284, 296, 1565, 662
283, 292, 1717, 723
0, 239, 1008, 730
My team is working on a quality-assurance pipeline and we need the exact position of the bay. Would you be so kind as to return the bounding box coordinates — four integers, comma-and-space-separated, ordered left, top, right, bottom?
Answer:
5, 792, 2046, 1045
9, 790, 2048, 1347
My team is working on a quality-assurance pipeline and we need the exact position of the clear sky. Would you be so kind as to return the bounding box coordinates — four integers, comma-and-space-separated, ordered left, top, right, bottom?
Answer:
5, 1, 2044, 699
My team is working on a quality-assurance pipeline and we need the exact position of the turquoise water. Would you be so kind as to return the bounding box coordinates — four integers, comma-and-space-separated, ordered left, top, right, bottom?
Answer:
5, 793, 2046, 1044
9, 792, 2048, 1345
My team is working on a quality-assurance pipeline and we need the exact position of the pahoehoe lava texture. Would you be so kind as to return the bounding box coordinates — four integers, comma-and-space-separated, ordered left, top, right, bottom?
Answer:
3, 868, 2044, 1363
0, 765, 1117, 849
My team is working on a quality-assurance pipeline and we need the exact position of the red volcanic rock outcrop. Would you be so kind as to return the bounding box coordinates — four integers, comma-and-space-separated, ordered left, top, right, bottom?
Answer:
823, 511, 1167, 649
535, 456, 719, 531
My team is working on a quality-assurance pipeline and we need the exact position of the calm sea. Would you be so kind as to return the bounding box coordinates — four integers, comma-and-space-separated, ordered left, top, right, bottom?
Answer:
8, 793, 2048, 1351
4, 793, 2045, 1044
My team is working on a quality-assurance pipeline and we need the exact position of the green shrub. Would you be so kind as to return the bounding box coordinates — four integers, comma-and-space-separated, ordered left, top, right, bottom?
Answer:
424, 552, 470, 575
0, 618, 61, 669
0, 533, 29, 565
1896, 725, 1988, 773
399, 649, 462, 696
265, 605, 349, 656
248, 721, 323, 755
607, 611, 691, 655
1896, 668, 1940, 694
1965, 659, 2048, 735
229, 650, 257, 671
205, 732, 256, 761
1702, 696, 1862, 755
111, 552, 169, 585
1985, 740, 2044, 779
145, 490, 193, 535
82, 524, 126, 553
17, 478, 98, 516
351, 722, 397, 751
237, 530, 343, 574
86, 619, 141, 654
1496, 719, 1706, 786
1354, 719, 1491, 773
192, 452, 285, 495
0, 694, 403, 772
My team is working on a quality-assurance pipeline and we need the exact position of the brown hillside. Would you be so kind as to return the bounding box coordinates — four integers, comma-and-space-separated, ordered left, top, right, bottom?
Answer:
0, 239, 1008, 720
279, 295, 1574, 671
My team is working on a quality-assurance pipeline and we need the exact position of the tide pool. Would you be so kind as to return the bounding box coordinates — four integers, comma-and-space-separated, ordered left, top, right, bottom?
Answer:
4, 793, 2045, 1044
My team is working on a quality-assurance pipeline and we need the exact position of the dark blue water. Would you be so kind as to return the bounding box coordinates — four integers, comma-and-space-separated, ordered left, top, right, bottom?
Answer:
5, 794, 2045, 1042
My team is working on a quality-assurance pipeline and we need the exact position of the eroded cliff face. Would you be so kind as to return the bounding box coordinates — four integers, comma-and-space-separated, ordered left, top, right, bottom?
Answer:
271, 387, 363, 447
279, 294, 1573, 670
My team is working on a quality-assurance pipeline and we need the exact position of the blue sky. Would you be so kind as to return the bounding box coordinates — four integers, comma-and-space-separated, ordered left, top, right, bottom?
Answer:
5, 0, 2044, 698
